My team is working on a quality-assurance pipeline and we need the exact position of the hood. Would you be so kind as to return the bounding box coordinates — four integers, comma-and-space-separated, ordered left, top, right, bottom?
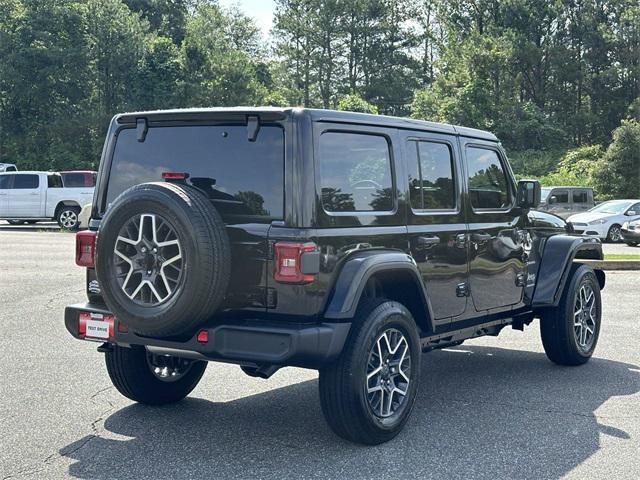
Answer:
567, 212, 612, 223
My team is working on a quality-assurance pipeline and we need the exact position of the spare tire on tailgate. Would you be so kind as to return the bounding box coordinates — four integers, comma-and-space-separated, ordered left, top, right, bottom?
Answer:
96, 182, 231, 337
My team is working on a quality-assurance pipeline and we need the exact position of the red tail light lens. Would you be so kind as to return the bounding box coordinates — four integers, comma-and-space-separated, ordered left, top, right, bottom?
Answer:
162, 171, 189, 180
76, 230, 97, 267
274, 242, 317, 284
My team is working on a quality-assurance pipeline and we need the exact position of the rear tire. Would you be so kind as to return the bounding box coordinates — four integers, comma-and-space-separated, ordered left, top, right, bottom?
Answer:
57, 206, 81, 230
319, 299, 421, 445
7, 220, 24, 225
626, 242, 638, 247
105, 345, 207, 405
540, 265, 601, 366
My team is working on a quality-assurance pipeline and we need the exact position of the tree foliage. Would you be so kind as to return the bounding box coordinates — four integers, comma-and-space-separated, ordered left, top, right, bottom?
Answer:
0, 0, 638, 198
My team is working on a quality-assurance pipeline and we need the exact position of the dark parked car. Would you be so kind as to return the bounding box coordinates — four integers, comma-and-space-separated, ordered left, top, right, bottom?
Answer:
621, 218, 640, 246
66, 108, 605, 445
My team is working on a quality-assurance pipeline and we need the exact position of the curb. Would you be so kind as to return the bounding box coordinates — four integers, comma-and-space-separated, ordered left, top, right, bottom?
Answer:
577, 259, 640, 271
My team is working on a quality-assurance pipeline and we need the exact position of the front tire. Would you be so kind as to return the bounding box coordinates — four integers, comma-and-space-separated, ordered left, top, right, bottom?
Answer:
319, 299, 421, 445
540, 265, 601, 366
606, 224, 622, 243
105, 345, 207, 405
626, 242, 638, 247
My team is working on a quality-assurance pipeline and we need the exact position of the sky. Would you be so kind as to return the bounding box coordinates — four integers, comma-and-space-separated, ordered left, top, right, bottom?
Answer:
218, 0, 276, 38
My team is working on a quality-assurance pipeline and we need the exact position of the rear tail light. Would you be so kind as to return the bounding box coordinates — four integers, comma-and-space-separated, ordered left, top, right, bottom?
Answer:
273, 242, 317, 284
76, 230, 97, 267
197, 330, 209, 343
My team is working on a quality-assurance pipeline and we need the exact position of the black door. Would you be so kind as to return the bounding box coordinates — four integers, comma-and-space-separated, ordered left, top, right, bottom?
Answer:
402, 132, 468, 320
461, 139, 526, 312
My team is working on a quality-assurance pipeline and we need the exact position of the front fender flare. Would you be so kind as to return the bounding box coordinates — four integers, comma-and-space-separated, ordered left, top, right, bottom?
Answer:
532, 235, 603, 308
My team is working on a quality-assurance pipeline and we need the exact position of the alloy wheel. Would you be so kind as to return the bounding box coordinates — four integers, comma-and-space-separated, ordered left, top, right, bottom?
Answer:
365, 328, 412, 418
608, 225, 622, 242
573, 283, 597, 353
146, 352, 194, 382
113, 213, 183, 306
59, 210, 78, 229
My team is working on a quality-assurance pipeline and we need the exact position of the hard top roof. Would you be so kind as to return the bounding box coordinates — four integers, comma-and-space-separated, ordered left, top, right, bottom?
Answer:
115, 107, 498, 142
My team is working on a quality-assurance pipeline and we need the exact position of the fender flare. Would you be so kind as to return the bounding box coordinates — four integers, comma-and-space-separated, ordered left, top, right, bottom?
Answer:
323, 251, 436, 332
532, 235, 603, 308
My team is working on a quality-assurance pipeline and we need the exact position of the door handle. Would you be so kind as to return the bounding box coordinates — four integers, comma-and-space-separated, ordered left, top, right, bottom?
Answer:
416, 235, 440, 249
471, 233, 492, 243
29, 192, 39, 196
455, 233, 468, 249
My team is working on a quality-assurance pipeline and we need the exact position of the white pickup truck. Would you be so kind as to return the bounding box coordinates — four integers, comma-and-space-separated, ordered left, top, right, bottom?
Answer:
0, 171, 93, 229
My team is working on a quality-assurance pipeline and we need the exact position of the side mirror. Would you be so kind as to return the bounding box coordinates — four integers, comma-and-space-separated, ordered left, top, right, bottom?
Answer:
627, 210, 637, 216
549, 196, 557, 205
517, 180, 541, 209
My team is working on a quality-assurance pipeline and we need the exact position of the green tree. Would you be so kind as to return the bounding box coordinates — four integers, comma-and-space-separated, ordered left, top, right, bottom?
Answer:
337, 94, 378, 114
593, 120, 640, 199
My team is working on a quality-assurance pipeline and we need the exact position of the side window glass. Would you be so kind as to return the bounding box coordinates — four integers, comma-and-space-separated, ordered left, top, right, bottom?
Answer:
408, 140, 455, 210
13, 174, 39, 189
572, 190, 588, 203
466, 147, 510, 209
554, 191, 569, 204
48, 175, 63, 188
319, 131, 394, 212
0, 175, 10, 189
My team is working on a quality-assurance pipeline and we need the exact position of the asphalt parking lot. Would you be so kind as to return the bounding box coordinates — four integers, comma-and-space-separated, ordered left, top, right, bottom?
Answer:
1, 229, 639, 480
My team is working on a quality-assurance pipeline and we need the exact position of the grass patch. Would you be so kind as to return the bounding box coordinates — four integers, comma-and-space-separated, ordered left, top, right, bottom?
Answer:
604, 253, 640, 260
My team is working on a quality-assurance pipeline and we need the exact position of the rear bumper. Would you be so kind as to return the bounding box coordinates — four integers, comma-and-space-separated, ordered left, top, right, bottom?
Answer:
64, 303, 350, 369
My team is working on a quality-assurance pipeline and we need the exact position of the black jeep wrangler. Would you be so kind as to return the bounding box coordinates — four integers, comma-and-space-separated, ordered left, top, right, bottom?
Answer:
66, 107, 605, 445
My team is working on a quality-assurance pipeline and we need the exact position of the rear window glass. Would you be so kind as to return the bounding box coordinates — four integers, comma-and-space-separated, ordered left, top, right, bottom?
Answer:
407, 140, 455, 210
62, 173, 95, 187
106, 125, 284, 221
0, 175, 10, 189
13, 174, 39, 189
319, 132, 394, 212
572, 190, 588, 203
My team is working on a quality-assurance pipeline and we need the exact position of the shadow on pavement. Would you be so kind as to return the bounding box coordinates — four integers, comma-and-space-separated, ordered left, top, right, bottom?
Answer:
61, 346, 640, 479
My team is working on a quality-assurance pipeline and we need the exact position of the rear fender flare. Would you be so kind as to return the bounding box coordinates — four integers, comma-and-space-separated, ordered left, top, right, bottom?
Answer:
323, 251, 435, 332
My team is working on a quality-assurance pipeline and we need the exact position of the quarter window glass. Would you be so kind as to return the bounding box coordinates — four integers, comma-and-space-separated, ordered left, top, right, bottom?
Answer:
466, 147, 510, 209
319, 132, 393, 212
13, 174, 39, 189
572, 191, 588, 203
408, 141, 455, 210
107, 125, 284, 221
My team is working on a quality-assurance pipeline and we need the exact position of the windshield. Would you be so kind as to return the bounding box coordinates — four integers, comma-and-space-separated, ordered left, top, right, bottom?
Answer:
541, 188, 552, 201
589, 201, 632, 214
